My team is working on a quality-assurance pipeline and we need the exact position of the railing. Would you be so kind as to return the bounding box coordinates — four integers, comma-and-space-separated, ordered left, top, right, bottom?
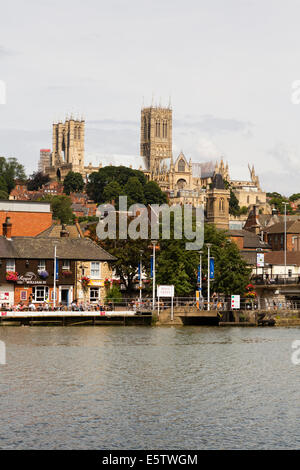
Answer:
2, 296, 300, 313
251, 275, 300, 286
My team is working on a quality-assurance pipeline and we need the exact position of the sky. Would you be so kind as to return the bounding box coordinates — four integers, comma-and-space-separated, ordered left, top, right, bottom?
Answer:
1, 0, 300, 195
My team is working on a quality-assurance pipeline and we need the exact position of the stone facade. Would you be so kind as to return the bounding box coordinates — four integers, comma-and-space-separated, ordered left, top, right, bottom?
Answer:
76, 260, 113, 303
46, 118, 85, 180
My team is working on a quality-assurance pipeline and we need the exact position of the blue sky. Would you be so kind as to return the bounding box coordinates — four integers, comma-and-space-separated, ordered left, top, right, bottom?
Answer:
1, 0, 300, 195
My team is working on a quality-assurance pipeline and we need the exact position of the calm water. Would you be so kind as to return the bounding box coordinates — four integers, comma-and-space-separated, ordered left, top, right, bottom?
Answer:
0, 325, 299, 450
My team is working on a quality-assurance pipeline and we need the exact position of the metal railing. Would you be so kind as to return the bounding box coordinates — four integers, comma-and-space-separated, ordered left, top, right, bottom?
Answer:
2, 296, 300, 313
251, 274, 300, 286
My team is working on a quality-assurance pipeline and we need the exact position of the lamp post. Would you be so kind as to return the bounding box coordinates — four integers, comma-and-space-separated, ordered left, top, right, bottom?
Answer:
206, 243, 212, 311
139, 250, 143, 302
152, 240, 157, 310
283, 202, 288, 282
199, 250, 203, 301
53, 245, 57, 308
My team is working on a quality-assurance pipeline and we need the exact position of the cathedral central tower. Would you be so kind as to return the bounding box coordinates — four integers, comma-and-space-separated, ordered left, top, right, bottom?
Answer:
140, 105, 172, 174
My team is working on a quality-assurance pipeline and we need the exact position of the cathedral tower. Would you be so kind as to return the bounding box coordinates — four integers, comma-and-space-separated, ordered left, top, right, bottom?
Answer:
206, 174, 230, 230
47, 117, 85, 180
140, 105, 172, 174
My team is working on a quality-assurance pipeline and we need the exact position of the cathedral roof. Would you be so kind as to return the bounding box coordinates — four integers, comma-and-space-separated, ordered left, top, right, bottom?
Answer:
211, 173, 225, 189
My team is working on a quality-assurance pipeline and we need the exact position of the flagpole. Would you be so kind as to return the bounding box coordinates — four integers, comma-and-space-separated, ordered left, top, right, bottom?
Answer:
53, 245, 57, 309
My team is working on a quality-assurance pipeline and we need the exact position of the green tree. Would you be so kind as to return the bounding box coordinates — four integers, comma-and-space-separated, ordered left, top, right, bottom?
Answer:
41, 195, 74, 224
0, 190, 9, 199
63, 171, 84, 195
156, 223, 251, 297
229, 189, 240, 216
86, 166, 147, 204
0, 156, 26, 194
123, 176, 145, 206
144, 181, 167, 205
105, 285, 123, 303
289, 193, 300, 202
27, 172, 50, 191
103, 180, 123, 203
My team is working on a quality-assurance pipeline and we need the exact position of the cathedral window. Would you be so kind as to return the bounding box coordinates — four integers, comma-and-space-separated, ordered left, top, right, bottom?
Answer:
163, 121, 168, 138
156, 121, 161, 137
178, 159, 185, 172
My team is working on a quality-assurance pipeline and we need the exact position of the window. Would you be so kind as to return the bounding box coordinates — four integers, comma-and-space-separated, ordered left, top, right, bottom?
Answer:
91, 262, 100, 279
6, 260, 15, 272
38, 260, 46, 272
20, 291, 27, 301
155, 121, 160, 137
90, 287, 99, 303
62, 260, 71, 270
178, 159, 185, 172
32, 286, 49, 303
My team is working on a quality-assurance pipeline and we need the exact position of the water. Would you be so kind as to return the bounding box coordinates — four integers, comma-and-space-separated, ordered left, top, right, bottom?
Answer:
0, 326, 299, 450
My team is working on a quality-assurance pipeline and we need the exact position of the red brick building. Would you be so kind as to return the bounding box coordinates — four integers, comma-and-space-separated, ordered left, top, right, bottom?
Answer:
0, 200, 53, 237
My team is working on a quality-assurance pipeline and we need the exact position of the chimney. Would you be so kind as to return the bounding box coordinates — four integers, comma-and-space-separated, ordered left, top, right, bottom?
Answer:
3, 216, 12, 239
60, 224, 69, 238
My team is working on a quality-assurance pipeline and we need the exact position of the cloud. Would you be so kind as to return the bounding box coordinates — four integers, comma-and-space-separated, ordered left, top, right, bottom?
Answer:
174, 114, 253, 135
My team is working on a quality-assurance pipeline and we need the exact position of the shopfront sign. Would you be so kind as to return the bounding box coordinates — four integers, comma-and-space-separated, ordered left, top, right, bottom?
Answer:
17, 272, 47, 285
88, 279, 104, 287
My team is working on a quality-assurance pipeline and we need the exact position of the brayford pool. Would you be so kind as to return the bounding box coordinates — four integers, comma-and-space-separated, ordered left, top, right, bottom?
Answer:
0, 326, 299, 450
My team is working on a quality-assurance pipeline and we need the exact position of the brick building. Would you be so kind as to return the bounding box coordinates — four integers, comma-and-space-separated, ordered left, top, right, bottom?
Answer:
0, 200, 53, 237
0, 217, 115, 307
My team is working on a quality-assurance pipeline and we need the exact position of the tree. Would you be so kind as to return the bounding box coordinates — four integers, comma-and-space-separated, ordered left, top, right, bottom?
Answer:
0, 190, 9, 200
123, 176, 145, 206
86, 166, 147, 204
229, 189, 240, 216
41, 195, 74, 224
289, 193, 300, 202
99, 235, 150, 293
156, 223, 251, 296
0, 156, 26, 194
103, 180, 123, 203
144, 181, 167, 205
105, 285, 123, 302
27, 172, 50, 191
63, 171, 84, 195
0, 175, 8, 194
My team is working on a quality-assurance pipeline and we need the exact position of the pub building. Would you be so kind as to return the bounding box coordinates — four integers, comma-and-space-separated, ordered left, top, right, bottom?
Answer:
0, 217, 115, 308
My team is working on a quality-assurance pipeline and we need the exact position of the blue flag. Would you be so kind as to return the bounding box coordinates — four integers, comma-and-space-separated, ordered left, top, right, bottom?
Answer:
210, 258, 214, 280
55, 259, 59, 280
138, 261, 141, 281
197, 265, 201, 284
150, 255, 153, 279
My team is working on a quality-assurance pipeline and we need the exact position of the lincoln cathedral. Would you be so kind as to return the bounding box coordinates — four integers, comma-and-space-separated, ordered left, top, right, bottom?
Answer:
43, 104, 269, 229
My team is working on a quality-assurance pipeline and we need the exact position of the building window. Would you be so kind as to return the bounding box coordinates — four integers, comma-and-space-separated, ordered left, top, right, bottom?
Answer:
38, 260, 46, 272
178, 159, 185, 172
163, 121, 168, 138
6, 260, 15, 272
155, 121, 160, 137
32, 286, 49, 303
91, 262, 100, 279
62, 260, 71, 270
20, 291, 27, 301
90, 287, 99, 303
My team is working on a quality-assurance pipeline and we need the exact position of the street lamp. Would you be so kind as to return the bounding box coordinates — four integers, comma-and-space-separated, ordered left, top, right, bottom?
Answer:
206, 243, 212, 311
198, 250, 203, 302
139, 250, 143, 302
152, 240, 157, 310
283, 202, 288, 282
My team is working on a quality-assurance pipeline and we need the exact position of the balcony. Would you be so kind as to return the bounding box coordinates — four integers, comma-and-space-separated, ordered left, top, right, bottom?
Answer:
252, 274, 300, 286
